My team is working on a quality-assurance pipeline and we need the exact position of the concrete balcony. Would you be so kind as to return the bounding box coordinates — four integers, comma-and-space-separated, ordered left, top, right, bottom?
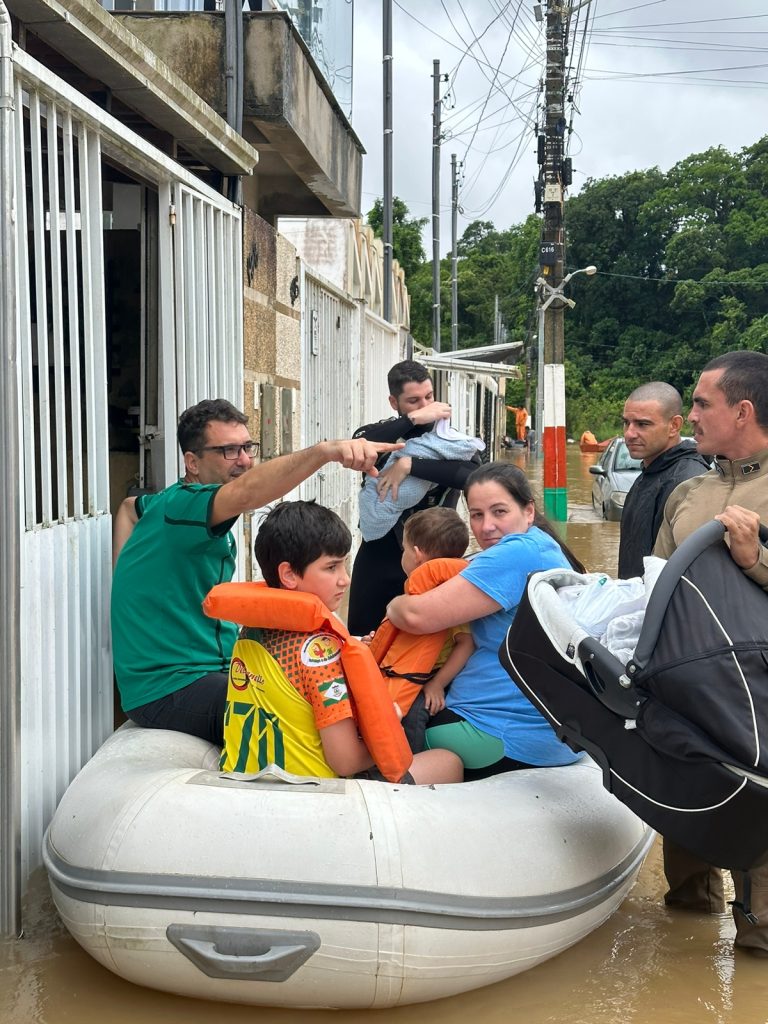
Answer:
5, 0, 258, 176
114, 10, 364, 223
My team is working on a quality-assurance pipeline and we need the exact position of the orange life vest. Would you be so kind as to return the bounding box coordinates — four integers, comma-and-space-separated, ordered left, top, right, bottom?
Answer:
203, 582, 413, 783
369, 557, 469, 714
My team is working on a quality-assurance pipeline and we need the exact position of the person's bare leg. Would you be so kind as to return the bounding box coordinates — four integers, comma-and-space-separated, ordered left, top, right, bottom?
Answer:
409, 749, 463, 784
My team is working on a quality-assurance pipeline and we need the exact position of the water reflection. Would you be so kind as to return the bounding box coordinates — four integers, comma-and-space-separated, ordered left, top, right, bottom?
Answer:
3, 445, 765, 1023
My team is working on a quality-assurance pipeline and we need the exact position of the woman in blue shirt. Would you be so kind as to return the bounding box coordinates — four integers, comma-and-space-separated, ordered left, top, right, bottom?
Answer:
386, 462, 585, 779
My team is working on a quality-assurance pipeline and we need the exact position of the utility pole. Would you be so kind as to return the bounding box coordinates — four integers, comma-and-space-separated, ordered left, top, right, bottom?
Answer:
450, 152, 459, 351
431, 59, 443, 352
382, 0, 393, 322
538, 0, 568, 520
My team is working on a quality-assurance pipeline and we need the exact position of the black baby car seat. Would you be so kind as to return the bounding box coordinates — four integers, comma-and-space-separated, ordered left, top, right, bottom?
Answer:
500, 521, 768, 873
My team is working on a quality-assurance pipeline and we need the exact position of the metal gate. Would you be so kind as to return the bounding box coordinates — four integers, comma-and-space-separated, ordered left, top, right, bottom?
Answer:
0, 18, 242, 935
298, 268, 360, 538
156, 180, 243, 485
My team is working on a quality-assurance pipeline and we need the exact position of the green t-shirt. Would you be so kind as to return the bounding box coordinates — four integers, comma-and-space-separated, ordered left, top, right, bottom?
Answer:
111, 480, 238, 711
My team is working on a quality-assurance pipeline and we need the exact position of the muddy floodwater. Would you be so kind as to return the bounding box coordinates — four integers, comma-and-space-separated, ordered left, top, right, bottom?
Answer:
4, 444, 768, 1024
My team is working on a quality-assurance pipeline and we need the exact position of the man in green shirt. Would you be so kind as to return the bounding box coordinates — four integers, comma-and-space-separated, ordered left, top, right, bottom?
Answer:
111, 398, 398, 745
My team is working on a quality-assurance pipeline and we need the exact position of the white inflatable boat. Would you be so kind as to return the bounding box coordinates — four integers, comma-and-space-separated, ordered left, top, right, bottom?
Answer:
44, 723, 652, 1009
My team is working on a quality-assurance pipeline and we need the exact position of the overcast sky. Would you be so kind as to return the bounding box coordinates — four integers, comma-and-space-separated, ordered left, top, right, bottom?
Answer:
351, 0, 767, 254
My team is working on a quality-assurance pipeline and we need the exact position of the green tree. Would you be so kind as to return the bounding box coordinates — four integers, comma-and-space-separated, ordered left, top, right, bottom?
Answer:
366, 197, 428, 281
563, 135, 768, 419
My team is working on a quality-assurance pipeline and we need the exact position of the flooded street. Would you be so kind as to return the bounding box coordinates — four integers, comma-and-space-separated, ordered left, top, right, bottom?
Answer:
3, 444, 767, 1023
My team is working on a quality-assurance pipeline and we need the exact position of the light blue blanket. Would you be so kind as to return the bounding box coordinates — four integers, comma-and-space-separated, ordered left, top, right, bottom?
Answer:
359, 428, 483, 542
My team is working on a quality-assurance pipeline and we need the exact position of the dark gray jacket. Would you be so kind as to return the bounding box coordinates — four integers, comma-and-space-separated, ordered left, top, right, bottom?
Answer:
617, 440, 710, 578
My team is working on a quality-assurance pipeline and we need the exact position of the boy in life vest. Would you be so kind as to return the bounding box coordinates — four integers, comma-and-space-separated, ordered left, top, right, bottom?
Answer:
214, 501, 462, 785
369, 507, 474, 752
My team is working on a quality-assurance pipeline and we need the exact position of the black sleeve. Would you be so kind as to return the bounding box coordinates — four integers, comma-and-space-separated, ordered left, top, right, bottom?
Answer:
353, 415, 412, 443
409, 458, 477, 490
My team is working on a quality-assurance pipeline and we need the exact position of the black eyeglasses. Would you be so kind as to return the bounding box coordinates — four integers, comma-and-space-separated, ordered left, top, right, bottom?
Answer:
196, 441, 259, 460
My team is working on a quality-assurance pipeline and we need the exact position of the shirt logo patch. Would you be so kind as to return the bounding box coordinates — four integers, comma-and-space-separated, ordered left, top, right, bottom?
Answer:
229, 656, 264, 691
301, 633, 343, 667
741, 461, 760, 476
319, 678, 349, 706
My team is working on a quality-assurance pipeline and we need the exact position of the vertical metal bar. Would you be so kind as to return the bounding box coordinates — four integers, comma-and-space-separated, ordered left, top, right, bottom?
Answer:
52, 524, 71, 805
19, 534, 42, 882
207, 202, 218, 396
223, 211, 234, 403
173, 186, 188, 421
194, 195, 206, 401
14, 79, 35, 527
78, 123, 98, 517
85, 130, 108, 514
158, 179, 178, 486
47, 101, 69, 519
0, 0, 22, 939
232, 211, 243, 407
61, 112, 84, 515
30, 92, 53, 524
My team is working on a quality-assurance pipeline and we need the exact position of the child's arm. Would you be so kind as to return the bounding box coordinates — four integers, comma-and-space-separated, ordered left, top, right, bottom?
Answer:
423, 632, 475, 714
320, 719, 376, 777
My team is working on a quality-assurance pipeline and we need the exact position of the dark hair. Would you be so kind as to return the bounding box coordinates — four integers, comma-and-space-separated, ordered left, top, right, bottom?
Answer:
254, 501, 351, 588
177, 399, 248, 454
403, 507, 469, 560
387, 359, 432, 399
702, 351, 768, 430
464, 462, 586, 573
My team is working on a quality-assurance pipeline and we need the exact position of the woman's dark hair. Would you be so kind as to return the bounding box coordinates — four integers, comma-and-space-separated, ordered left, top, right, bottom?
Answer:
254, 500, 351, 587
464, 462, 585, 573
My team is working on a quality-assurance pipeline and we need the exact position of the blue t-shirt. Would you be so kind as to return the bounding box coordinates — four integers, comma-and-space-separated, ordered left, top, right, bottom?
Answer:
445, 526, 581, 767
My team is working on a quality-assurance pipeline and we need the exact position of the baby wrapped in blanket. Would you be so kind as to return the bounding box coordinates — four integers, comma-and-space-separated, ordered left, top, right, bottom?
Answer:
358, 419, 485, 542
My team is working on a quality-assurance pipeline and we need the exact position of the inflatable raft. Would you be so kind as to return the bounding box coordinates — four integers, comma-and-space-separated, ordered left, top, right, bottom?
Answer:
44, 724, 652, 1009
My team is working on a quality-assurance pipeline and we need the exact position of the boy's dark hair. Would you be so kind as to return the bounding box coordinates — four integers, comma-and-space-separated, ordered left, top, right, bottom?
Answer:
177, 399, 249, 454
254, 500, 351, 588
403, 507, 468, 560
703, 350, 768, 430
387, 359, 432, 399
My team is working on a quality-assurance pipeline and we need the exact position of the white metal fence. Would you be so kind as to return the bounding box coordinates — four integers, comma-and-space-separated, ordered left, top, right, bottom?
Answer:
1, 31, 242, 933
297, 268, 403, 545
298, 267, 360, 535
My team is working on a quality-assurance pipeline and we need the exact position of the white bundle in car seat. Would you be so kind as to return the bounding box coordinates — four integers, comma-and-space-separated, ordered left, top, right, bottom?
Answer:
556, 556, 666, 663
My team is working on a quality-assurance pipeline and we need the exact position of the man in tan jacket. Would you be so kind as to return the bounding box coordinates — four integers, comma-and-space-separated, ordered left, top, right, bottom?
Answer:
654, 349, 768, 955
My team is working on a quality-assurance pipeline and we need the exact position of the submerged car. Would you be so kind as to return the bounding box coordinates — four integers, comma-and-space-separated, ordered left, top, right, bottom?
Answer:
589, 438, 642, 521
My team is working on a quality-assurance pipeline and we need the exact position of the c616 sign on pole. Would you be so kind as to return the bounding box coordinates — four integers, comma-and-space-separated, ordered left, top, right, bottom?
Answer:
535, 265, 596, 520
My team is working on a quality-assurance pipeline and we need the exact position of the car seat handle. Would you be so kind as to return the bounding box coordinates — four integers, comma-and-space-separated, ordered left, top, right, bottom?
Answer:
632, 519, 768, 669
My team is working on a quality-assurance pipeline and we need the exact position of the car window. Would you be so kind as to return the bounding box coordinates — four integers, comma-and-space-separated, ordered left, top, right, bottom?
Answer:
614, 441, 642, 472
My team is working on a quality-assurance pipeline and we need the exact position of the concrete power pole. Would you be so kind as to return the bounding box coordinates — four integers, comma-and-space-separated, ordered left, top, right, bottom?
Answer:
431, 60, 443, 352
451, 153, 460, 351
382, 0, 393, 322
539, 0, 568, 520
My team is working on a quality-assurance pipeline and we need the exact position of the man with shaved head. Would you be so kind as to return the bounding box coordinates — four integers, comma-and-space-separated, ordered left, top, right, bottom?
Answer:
617, 381, 709, 578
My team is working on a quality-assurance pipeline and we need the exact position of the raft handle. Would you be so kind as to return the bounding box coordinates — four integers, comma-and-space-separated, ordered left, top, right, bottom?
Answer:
167, 923, 321, 982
